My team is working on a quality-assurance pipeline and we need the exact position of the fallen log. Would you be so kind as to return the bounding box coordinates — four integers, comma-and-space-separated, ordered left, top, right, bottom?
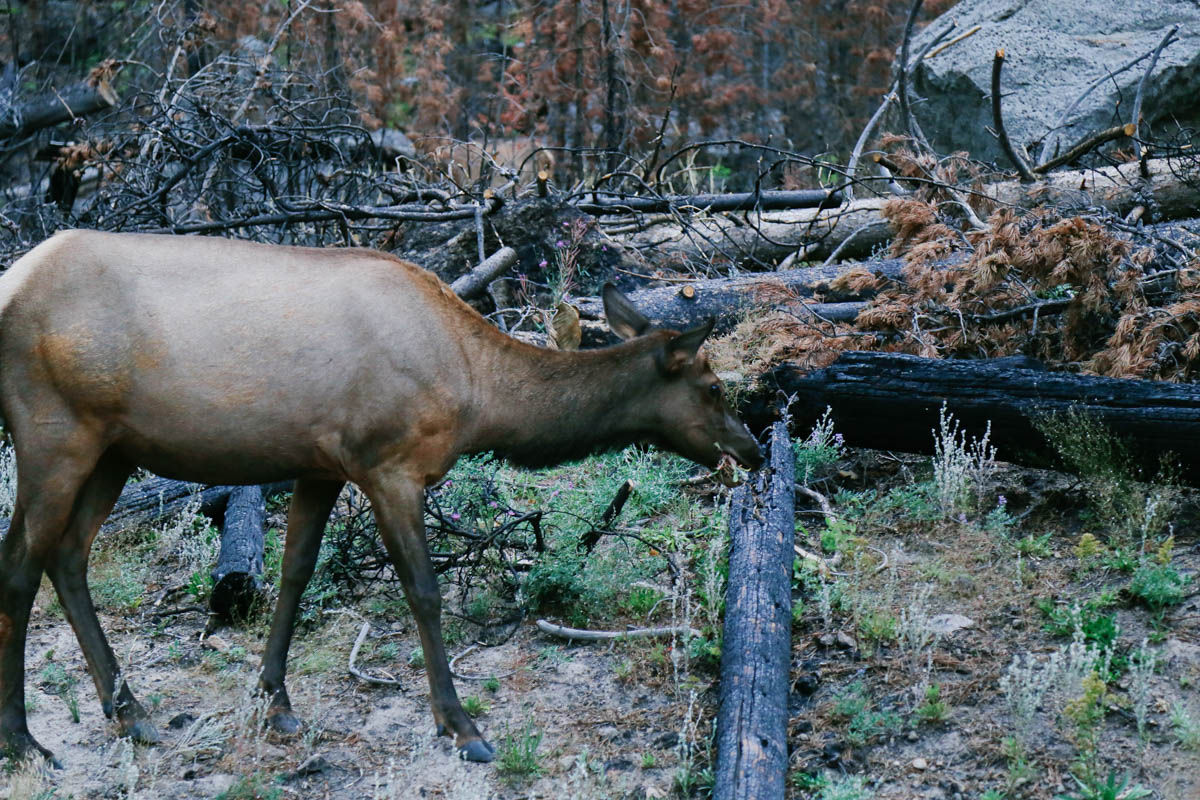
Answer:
742, 352, 1200, 485
210, 485, 269, 620
575, 189, 840, 215
612, 158, 1200, 270
574, 259, 903, 333
0, 81, 116, 139
716, 415, 794, 800
0, 478, 289, 540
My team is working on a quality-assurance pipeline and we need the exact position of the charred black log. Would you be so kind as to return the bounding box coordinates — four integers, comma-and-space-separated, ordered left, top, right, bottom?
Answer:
210, 485, 269, 620
715, 416, 794, 800
743, 352, 1200, 485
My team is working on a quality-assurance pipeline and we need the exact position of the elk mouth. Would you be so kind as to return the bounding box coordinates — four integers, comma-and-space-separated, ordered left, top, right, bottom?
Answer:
714, 451, 751, 487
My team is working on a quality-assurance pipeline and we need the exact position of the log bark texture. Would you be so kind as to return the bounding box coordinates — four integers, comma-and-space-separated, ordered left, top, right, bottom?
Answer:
715, 417, 794, 800
743, 352, 1200, 485
574, 260, 904, 333
210, 485, 269, 620
612, 158, 1199, 270
0, 81, 115, 139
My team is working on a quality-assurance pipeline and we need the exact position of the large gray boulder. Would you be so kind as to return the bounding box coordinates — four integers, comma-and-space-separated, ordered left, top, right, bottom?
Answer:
905, 0, 1200, 164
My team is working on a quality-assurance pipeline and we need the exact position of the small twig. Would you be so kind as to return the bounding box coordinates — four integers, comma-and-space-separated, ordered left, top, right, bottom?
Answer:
148, 605, 208, 619
1033, 124, 1134, 174
845, 92, 895, 202
1131, 24, 1180, 158
348, 621, 405, 687
971, 297, 1071, 323
449, 643, 520, 681
992, 49, 1037, 183
796, 484, 835, 524
924, 25, 980, 60
535, 619, 701, 642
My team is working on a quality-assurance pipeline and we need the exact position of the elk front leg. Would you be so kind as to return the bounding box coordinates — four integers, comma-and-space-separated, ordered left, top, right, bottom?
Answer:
257, 478, 343, 733
364, 472, 494, 763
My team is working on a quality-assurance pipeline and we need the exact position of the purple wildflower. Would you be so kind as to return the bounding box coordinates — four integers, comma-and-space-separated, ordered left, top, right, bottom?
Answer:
538, 259, 548, 268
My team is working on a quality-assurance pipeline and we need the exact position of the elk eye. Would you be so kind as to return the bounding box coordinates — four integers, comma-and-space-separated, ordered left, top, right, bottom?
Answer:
708, 382, 721, 398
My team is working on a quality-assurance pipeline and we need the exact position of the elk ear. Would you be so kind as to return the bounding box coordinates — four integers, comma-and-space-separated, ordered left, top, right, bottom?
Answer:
602, 283, 652, 340
661, 317, 715, 373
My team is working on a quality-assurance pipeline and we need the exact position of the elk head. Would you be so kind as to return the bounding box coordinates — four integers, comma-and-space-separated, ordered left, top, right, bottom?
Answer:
602, 284, 764, 480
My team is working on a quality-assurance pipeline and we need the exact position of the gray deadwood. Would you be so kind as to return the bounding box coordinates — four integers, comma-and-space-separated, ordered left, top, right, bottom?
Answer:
715, 417, 795, 800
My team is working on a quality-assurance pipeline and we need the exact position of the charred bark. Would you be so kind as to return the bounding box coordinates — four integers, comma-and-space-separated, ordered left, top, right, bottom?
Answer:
742, 352, 1200, 485
210, 485, 269, 621
715, 416, 794, 800
573, 259, 906, 334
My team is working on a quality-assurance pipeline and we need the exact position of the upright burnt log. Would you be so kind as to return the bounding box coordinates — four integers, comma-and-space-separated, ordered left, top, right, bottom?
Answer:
744, 352, 1200, 485
210, 485, 269, 620
715, 417, 794, 800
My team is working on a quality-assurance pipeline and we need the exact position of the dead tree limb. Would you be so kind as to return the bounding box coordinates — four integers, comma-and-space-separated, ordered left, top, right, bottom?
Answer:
449, 246, 518, 300
574, 189, 840, 215
715, 415, 794, 800
611, 158, 1200, 268
1033, 124, 1133, 174
742, 352, 1200, 486
0, 81, 116, 139
992, 49, 1037, 183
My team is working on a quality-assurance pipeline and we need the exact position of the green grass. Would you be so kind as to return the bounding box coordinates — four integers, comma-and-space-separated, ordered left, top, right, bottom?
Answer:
495, 720, 544, 779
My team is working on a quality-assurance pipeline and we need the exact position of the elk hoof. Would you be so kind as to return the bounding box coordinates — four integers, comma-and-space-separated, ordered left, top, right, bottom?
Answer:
3, 732, 62, 769
266, 710, 302, 735
124, 719, 161, 745
458, 739, 495, 763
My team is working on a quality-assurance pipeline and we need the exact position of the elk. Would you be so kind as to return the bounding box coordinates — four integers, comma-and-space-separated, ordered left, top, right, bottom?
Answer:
0, 230, 762, 765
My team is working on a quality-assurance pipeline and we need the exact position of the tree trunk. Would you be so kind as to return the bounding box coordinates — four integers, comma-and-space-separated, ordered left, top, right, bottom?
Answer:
742, 352, 1200, 485
716, 417, 794, 800
210, 485, 269, 620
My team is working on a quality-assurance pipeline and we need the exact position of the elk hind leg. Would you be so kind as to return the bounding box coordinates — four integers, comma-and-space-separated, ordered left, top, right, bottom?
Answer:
0, 434, 103, 765
45, 454, 158, 743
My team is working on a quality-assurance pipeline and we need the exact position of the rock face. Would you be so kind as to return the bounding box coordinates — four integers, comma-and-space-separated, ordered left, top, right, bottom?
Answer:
904, 0, 1200, 163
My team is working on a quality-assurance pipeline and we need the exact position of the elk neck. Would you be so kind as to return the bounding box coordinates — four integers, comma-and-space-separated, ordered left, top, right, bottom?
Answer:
463, 333, 666, 469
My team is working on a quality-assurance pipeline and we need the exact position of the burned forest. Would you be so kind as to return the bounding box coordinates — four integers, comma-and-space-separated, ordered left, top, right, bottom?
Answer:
1, 1, 1199, 799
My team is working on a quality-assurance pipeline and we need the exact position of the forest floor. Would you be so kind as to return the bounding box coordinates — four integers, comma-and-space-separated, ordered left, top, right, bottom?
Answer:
3, 410, 1200, 800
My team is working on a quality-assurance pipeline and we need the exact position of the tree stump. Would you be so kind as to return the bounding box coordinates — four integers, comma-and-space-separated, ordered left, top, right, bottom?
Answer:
715, 416, 794, 800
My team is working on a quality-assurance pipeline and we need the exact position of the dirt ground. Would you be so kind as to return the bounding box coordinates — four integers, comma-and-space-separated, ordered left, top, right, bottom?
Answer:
3, 446, 1200, 800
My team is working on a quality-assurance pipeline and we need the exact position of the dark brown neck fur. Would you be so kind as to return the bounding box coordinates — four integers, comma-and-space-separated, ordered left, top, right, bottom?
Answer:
465, 334, 667, 468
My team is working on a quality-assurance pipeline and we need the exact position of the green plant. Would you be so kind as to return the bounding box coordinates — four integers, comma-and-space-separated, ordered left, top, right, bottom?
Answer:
621, 585, 663, 618
1015, 532, 1054, 558
1037, 597, 1119, 654
215, 772, 284, 800
1002, 736, 1037, 795
931, 404, 996, 517
496, 720, 544, 779
1062, 672, 1113, 795
795, 407, 844, 484
1034, 407, 1178, 540
407, 647, 425, 669
1128, 560, 1190, 616
1170, 702, 1200, 749
914, 684, 948, 724
460, 695, 491, 718
1057, 771, 1151, 800
39, 661, 80, 724
640, 751, 656, 769
831, 681, 899, 746
482, 675, 500, 693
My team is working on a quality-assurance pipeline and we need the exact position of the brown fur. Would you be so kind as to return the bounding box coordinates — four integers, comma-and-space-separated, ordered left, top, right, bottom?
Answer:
0, 230, 761, 764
